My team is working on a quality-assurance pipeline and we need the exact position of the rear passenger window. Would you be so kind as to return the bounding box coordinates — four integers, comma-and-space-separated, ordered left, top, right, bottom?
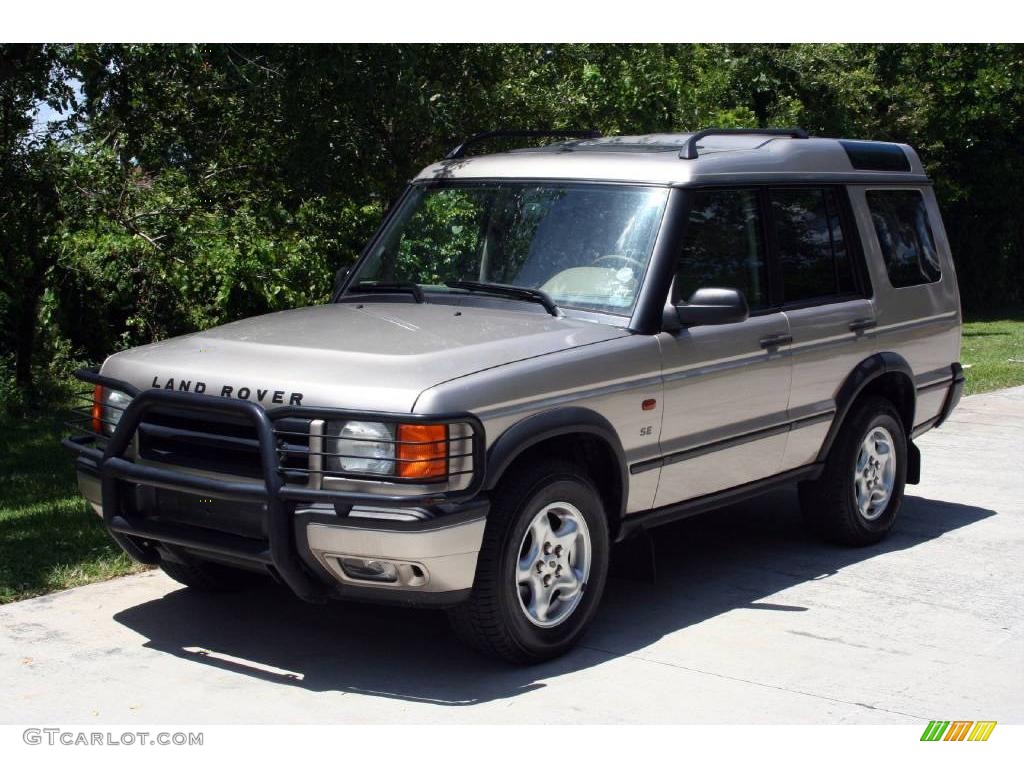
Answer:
675, 189, 768, 309
866, 190, 941, 287
769, 187, 857, 303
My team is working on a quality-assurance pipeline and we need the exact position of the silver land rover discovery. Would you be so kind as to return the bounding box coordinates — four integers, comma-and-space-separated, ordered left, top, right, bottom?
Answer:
65, 128, 964, 663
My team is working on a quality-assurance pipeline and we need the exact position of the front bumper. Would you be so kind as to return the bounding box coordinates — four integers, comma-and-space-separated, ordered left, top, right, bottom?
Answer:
66, 370, 487, 606
294, 504, 486, 605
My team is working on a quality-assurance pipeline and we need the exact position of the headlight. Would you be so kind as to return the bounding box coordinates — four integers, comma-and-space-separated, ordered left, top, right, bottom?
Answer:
102, 388, 133, 435
325, 420, 396, 475
323, 420, 450, 480
92, 385, 133, 436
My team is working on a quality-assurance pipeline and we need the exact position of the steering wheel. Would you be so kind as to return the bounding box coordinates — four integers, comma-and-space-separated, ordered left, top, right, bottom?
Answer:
592, 254, 645, 272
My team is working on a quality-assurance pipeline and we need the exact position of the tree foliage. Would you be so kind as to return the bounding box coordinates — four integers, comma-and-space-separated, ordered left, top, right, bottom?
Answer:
1, 43, 1022, 400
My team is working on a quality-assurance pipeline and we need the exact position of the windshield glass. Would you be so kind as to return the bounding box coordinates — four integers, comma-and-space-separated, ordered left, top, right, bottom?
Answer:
349, 182, 669, 315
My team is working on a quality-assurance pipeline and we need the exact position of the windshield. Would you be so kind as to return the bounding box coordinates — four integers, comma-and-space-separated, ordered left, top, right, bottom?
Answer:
349, 182, 669, 315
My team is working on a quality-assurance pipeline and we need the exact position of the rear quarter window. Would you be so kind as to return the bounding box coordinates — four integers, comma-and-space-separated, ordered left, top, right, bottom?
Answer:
865, 190, 941, 287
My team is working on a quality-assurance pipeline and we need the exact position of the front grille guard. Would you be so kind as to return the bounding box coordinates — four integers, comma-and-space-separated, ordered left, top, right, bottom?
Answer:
62, 368, 486, 602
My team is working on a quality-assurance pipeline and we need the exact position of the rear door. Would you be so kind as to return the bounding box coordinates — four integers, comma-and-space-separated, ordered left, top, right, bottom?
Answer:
767, 186, 877, 470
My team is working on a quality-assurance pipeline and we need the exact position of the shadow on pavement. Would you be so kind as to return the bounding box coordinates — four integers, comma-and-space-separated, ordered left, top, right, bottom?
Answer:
113, 489, 993, 706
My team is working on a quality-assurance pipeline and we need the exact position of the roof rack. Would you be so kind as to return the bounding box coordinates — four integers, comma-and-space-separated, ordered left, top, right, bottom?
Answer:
679, 127, 809, 159
445, 129, 603, 160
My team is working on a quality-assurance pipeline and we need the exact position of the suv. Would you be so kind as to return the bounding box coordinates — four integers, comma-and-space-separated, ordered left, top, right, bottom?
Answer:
65, 128, 964, 663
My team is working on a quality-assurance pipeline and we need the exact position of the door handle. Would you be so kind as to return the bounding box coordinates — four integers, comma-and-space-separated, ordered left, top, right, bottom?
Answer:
848, 318, 877, 333
759, 333, 793, 349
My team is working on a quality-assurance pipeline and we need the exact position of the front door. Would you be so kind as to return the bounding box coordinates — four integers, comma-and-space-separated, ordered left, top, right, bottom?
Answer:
654, 188, 792, 507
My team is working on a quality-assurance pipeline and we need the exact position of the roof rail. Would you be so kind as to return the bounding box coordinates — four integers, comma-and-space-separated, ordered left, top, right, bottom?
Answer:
445, 129, 603, 160
680, 127, 809, 159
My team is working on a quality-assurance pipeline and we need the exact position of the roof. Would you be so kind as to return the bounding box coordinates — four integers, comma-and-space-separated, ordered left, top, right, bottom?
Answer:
414, 133, 929, 186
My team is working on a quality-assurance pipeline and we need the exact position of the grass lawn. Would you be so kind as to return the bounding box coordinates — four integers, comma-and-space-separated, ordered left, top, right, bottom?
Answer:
961, 311, 1024, 395
0, 405, 143, 605
0, 311, 1021, 604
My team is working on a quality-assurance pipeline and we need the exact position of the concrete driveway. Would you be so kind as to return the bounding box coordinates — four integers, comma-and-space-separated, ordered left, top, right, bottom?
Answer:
2, 387, 1022, 724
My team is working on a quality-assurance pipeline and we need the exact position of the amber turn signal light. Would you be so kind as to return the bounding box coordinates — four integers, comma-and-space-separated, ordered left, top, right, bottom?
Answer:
396, 423, 449, 479
91, 384, 104, 434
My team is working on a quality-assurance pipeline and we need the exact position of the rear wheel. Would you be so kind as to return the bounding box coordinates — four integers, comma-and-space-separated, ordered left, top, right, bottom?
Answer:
800, 396, 907, 546
448, 459, 610, 663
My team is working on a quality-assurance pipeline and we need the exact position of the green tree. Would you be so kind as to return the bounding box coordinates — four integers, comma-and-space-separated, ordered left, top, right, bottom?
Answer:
0, 44, 74, 389
1, 43, 1022, 404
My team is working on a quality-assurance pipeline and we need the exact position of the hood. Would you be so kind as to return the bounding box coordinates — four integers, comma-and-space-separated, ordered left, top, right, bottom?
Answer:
101, 302, 628, 412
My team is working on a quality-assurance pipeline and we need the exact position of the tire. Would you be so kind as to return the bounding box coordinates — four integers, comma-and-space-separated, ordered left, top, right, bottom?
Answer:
158, 553, 268, 592
448, 458, 610, 664
799, 396, 907, 546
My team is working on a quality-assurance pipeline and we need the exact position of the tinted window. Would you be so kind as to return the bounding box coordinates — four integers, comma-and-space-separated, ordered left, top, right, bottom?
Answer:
675, 189, 768, 309
839, 141, 911, 172
825, 190, 857, 295
866, 190, 941, 287
770, 187, 857, 302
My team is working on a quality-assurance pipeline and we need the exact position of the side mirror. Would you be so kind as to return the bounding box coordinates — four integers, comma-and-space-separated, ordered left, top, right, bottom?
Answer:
670, 287, 749, 327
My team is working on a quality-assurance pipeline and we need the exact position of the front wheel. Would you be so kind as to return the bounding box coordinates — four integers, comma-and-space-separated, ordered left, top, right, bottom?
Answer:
448, 459, 610, 663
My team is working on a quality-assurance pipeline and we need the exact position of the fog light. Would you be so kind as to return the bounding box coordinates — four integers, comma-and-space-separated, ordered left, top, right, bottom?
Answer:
337, 557, 399, 583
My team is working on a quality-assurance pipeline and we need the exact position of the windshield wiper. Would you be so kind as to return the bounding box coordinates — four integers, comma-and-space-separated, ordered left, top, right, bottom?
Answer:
348, 281, 425, 304
445, 280, 560, 317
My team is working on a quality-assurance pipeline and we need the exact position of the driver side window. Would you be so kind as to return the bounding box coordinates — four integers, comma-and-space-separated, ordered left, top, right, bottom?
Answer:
674, 189, 768, 309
